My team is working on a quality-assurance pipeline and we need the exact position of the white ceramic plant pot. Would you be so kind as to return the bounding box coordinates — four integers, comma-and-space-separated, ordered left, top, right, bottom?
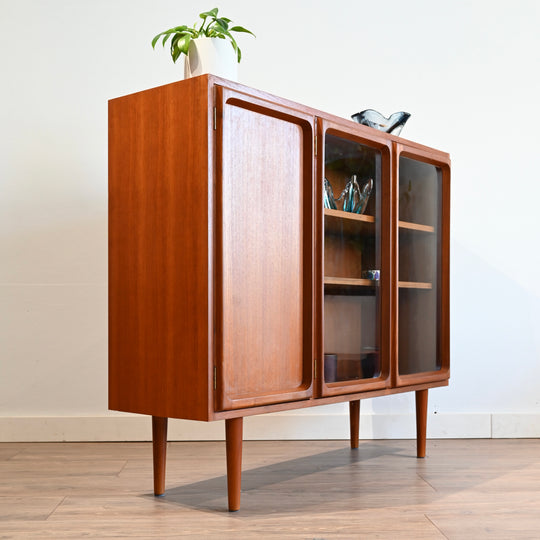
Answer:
184, 37, 238, 81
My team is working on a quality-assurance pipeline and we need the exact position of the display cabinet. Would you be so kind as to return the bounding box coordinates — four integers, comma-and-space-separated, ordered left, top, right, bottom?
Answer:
109, 75, 450, 511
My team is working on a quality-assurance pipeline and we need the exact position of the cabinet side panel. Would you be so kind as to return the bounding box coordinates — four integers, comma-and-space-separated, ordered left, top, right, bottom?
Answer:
108, 79, 210, 420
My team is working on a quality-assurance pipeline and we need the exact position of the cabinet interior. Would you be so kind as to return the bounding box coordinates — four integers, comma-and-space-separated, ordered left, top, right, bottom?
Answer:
398, 156, 442, 376
323, 132, 381, 384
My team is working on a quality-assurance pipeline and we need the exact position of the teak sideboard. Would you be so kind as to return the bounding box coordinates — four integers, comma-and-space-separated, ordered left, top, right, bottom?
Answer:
108, 74, 450, 511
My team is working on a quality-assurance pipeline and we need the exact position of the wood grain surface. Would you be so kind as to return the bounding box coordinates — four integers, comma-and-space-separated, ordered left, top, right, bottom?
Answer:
109, 75, 450, 423
216, 88, 314, 410
2, 439, 540, 538
109, 76, 213, 421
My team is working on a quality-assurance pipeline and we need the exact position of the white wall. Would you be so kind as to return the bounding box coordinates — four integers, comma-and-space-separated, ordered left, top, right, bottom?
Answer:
1, 0, 539, 441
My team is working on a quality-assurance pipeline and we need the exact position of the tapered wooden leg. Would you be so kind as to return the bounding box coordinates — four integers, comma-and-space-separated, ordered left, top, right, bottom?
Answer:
152, 416, 168, 496
416, 389, 428, 458
225, 417, 243, 512
349, 400, 360, 449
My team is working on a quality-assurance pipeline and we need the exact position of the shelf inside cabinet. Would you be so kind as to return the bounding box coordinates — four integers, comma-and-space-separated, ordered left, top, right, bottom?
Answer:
324, 209, 376, 239
325, 277, 377, 287
325, 208, 375, 224
398, 281, 432, 289
398, 220, 435, 233
324, 276, 379, 296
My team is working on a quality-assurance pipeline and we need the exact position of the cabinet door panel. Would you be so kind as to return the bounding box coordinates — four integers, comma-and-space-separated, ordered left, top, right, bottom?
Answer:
394, 145, 450, 385
318, 119, 392, 396
216, 87, 314, 410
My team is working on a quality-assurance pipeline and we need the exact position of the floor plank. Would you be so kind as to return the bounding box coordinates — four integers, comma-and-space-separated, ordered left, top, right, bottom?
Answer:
0, 439, 539, 539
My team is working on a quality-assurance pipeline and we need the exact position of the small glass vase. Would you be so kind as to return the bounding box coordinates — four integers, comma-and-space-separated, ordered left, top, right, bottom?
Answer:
324, 176, 373, 214
323, 177, 337, 210
338, 175, 373, 214
351, 109, 410, 136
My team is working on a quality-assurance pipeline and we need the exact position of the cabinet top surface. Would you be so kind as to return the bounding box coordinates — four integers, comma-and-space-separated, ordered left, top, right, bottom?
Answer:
109, 74, 449, 160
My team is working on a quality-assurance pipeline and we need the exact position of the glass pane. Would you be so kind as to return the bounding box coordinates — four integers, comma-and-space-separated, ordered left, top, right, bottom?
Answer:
398, 156, 441, 375
323, 133, 381, 384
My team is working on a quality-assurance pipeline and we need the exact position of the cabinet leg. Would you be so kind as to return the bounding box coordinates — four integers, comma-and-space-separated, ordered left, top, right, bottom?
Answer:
415, 389, 428, 458
152, 416, 168, 496
349, 400, 360, 449
225, 417, 243, 512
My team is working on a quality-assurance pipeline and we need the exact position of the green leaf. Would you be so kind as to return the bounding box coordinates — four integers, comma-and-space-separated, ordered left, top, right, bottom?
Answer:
151, 26, 191, 48
170, 33, 191, 63
170, 33, 182, 51
229, 26, 256, 37
228, 33, 238, 47
169, 31, 192, 49
226, 34, 242, 63
212, 22, 229, 35
215, 18, 229, 30
229, 39, 241, 63
162, 25, 189, 35
177, 34, 191, 56
172, 46, 182, 63
151, 34, 162, 48
199, 8, 218, 19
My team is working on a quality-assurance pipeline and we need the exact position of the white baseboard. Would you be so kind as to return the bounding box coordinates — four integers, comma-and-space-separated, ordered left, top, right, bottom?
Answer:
492, 414, 540, 438
1, 413, 539, 442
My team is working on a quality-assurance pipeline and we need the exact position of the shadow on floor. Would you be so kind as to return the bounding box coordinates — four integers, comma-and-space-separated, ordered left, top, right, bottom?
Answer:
144, 442, 430, 515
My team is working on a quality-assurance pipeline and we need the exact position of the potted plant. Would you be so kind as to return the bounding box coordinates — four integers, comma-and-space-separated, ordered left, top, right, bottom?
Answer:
152, 7, 255, 81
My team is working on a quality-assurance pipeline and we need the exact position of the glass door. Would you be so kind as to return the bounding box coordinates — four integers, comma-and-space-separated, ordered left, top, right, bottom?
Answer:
319, 121, 390, 396
395, 145, 450, 384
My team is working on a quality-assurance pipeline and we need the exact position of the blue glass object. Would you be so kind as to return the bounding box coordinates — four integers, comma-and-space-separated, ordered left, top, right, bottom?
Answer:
323, 177, 337, 209
351, 109, 411, 135
337, 176, 373, 214
361, 269, 380, 281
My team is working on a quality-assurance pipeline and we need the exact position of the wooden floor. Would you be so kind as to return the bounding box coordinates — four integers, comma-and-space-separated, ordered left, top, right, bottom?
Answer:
1, 439, 540, 539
